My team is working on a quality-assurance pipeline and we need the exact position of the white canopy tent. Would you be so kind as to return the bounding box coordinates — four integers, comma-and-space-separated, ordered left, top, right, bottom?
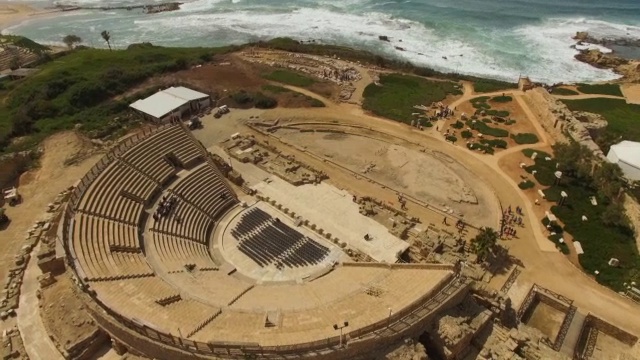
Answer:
607, 141, 640, 181
129, 86, 211, 123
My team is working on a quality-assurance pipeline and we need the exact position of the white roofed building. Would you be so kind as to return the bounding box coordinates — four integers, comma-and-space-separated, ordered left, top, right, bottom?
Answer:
129, 86, 211, 123
606, 141, 640, 181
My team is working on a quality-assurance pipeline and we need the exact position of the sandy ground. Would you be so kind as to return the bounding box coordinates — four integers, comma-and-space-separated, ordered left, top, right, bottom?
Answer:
621, 83, 640, 105
0, 132, 101, 282
0, 2, 37, 31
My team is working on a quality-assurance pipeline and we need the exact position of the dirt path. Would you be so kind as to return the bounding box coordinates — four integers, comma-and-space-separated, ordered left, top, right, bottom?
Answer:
552, 94, 625, 100
278, 84, 333, 107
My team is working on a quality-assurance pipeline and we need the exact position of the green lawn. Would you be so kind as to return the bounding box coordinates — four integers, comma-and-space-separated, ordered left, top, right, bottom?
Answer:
473, 79, 518, 93
522, 149, 640, 290
262, 69, 316, 87
551, 87, 579, 96
561, 98, 640, 145
576, 83, 623, 97
363, 73, 458, 124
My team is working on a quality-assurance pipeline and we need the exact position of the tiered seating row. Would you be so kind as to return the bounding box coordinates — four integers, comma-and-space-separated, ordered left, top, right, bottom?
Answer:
122, 127, 177, 184
104, 218, 139, 249
90, 277, 221, 335
172, 164, 237, 219
158, 126, 204, 167
73, 214, 152, 280
77, 161, 156, 224
150, 233, 217, 271
152, 200, 213, 242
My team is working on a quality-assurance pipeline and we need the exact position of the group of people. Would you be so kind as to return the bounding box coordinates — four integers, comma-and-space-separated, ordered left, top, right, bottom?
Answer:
501, 205, 523, 239
153, 195, 179, 223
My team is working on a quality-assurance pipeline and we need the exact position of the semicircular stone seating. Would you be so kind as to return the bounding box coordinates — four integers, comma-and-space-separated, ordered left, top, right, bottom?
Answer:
70, 123, 239, 317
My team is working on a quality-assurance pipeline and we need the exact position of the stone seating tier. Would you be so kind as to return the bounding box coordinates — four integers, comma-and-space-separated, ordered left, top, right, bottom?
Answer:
150, 233, 218, 272
151, 200, 213, 242
172, 164, 238, 220
77, 162, 156, 224
73, 214, 152, 280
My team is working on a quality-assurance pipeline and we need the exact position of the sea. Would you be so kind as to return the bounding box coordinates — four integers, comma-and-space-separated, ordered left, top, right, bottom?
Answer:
4, 0, 640, 83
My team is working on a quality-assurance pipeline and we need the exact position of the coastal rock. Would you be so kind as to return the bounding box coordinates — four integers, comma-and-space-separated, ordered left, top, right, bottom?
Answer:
574, 49, 640, 82
573, 31, 589, 41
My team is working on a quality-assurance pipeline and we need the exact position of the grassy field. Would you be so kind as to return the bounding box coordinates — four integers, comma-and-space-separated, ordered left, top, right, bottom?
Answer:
576, 83, 623, 97
261, 84, 325, 107
522, 149, 639, 289
551, 87, 579, 96
561, 98, 640, 148
473, 79, 518, 93
262, 69, 316, 87
0, 45, 227, 153
362, 73, 458, 124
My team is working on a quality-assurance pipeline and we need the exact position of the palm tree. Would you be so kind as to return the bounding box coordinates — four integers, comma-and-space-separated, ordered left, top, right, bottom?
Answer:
471, 227, 499, 262
101, 30, 112, 51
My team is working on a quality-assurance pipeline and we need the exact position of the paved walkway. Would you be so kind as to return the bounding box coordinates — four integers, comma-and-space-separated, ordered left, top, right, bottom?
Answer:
18, 245, 64, 360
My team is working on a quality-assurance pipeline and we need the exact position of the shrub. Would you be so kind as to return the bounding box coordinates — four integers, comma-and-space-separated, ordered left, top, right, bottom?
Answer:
511, 133, 539, 144
309, 98, 325, 107
522, 148, 551, 158
518, 180, 535, 190
452, 120, 464, 129
491, 95, 512, 103
253, 92, 277, 109
480, 138, 507, 149
446, 135, 457, 143
461, 130, 473, 139
485, 109, 510, 117
466, 120, 509, 137
468, 142, 495, 154
232, 91, 253, 105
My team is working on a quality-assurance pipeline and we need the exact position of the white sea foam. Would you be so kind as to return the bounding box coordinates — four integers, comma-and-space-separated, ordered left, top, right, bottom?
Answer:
6, 3, 636, 83
132, 8, 626, 83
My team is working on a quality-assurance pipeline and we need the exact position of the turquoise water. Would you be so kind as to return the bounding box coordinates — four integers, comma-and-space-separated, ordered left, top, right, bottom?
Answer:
5, 0, 640, 83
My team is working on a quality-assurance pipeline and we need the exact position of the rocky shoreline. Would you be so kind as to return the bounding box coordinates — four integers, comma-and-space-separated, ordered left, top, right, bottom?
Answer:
51, 2, 182, 15
572, 31, 640, 82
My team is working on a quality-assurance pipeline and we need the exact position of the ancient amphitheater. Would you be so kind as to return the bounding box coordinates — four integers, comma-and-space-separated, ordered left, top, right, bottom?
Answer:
60, 123, 470, 359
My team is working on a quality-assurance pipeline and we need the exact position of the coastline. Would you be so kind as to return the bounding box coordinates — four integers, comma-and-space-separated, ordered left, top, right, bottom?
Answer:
0, 1, 67, 34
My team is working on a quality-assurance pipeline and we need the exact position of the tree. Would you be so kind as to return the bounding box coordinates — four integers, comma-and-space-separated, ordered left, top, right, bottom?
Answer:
601, 202, 629, 228
101, 30, 112, 51
471, 227, 499, 262
62, 34, 82, 49
593, 162, 624, 200
553, 142, 593, 180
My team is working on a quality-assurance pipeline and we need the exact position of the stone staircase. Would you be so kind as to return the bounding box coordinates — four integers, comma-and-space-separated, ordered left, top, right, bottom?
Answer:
560, 310, 586, 356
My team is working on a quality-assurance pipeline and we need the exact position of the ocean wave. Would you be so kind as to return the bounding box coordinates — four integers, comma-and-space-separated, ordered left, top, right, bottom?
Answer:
6, 3, 632, 83
133, 8, 621, 83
